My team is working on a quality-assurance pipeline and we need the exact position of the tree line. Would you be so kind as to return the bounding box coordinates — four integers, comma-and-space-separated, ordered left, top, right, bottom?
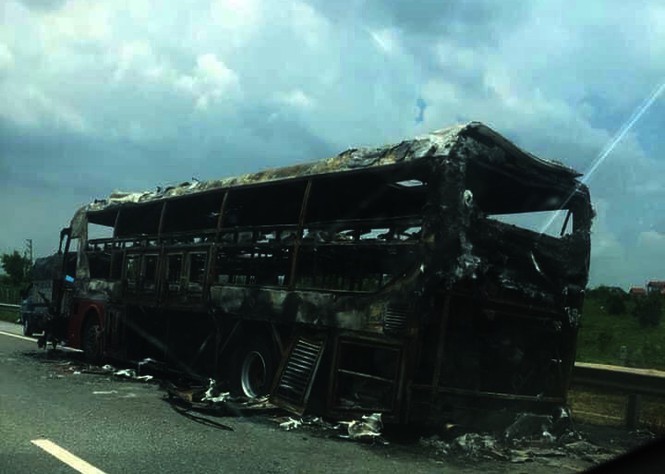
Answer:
0, 250, 32, 291
587, 285, 663, 328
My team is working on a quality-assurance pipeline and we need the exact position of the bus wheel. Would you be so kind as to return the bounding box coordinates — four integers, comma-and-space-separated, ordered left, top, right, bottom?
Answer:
82, 319, 102, 365
234, 337, 277, 399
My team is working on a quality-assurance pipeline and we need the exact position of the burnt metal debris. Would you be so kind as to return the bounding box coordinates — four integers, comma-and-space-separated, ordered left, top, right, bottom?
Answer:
27, 347, 652, 468
38, 121, 592, 426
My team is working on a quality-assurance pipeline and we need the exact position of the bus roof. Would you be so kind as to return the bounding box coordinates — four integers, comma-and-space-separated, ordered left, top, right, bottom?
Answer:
79, 121, 582, 225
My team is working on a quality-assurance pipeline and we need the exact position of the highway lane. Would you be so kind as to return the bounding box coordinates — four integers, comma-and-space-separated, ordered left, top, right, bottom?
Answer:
0, 324, 454, 474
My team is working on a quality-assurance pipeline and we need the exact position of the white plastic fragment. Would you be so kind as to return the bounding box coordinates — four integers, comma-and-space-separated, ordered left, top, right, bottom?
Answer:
339, 413, 383, 441
279, 418, 302, 431
203, 391, 231, 403
114, 369, 136, 378
201, 378, 231, 403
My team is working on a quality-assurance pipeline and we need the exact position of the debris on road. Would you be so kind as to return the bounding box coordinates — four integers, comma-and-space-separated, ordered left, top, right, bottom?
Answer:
279, 418, 302, 431
418, 410, 637, 467
202, 379, 231, 403
163, 382, 208, 404
19, 347, 657, 471
114, 368, 136, 378
111, 368, 153, 381
202, 392, 232, 403
160, 378, 275, 419
503, 412, 556, 442
421, 433, 506, 460
339, 413, 385, 443
272, 413, 387, 444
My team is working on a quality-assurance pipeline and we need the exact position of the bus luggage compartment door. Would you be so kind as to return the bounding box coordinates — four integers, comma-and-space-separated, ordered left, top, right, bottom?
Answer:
270, 336, 326, 415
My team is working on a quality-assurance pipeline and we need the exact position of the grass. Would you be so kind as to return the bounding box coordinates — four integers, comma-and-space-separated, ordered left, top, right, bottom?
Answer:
568, 387, 625, 427
577, 295, 665, 370
569, 387, 665, 433
0, 307, 19, 324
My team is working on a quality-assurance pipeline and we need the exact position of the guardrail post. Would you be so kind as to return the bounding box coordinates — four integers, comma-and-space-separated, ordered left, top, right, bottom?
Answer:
625, 393, 642, 430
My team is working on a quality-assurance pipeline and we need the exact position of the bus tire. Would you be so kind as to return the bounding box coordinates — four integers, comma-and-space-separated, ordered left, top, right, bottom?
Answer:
232, 335, 277, 399
82, 318, 103, 365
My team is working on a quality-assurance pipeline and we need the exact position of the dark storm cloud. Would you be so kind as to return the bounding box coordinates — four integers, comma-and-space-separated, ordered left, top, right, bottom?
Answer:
0, 121, 98, 193
0, 106, 338, 198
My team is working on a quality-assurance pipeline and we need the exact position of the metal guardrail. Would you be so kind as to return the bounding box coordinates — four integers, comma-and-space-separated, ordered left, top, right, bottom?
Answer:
0, 303, 20, 310
572, 362, 665, 429
573, 362, 665, 396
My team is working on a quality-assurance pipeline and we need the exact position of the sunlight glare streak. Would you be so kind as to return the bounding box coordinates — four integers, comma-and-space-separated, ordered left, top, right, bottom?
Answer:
539, 78, 665, 235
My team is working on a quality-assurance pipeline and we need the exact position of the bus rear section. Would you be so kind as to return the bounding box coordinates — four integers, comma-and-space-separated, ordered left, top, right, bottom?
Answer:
402, 127, 592, 424
271, 125, 592, 425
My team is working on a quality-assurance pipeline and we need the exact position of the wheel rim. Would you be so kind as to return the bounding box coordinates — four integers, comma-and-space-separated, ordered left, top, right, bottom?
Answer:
240, 350, 267, 398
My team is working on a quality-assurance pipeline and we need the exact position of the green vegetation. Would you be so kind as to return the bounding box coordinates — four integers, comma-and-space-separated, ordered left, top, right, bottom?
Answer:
0, 307, 19, 324
0, 250, 31, 326
0, 250, 32, 287
577, 289, 665, 370
0, 249, 29, 324
632, 294, 663, 328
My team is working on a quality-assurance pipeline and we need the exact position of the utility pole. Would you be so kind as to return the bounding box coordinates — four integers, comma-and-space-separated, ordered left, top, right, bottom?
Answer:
25, 239, 33, 263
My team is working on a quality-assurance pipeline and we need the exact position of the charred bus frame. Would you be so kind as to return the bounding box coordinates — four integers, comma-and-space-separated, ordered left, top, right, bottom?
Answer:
43, 122, 592, 424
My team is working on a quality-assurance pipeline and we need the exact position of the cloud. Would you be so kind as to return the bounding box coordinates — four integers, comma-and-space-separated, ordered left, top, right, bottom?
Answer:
111, 40, 157, 82
209, 0, 263, 48
37, 0, 113, 43
0, 43, 14, 73
0, 84, 89, 133
274, 89, 314, 109
0, 0, 663, 291
590, 200, 665, 288
174, 53, 240, 110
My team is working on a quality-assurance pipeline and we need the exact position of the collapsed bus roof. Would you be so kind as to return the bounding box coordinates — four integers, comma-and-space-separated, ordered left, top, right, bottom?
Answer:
80, 121, 582, 226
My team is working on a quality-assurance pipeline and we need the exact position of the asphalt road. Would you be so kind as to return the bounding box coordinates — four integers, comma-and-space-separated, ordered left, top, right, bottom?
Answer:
0, 321, 457, 474
0, 321, 650, 473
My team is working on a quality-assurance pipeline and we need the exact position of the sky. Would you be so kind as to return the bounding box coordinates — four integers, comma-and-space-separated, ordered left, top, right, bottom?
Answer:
0, 0, 664, 289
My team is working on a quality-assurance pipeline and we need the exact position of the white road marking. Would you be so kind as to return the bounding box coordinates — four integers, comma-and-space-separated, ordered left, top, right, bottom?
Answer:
31, 439, 107, 474
0, 330, 83, 352
0, 330, 35, 342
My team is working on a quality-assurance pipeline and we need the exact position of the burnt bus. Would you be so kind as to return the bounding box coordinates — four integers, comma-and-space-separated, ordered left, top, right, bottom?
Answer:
42, 122, 592, 424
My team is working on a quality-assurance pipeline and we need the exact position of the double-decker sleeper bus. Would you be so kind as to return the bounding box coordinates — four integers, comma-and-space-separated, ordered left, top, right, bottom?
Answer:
41, 122, 592, 425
